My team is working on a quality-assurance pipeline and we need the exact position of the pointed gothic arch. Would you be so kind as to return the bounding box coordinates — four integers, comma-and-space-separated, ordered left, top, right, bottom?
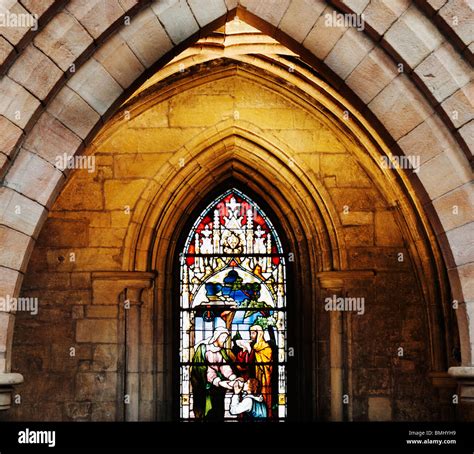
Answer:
0, 1, 471, 420
128, 142, 337, 420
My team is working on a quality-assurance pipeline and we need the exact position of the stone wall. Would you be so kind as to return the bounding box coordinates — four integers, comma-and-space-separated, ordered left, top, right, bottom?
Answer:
0, 1, 471, 417
2, 71, 452, 421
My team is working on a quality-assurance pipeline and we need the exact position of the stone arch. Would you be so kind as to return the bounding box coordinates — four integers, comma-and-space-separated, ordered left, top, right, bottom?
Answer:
0, 0, 471, 409
123, 123, 342, 273
109, 107, 453, 419
110, 62, 455, 377
120, 118, 349, 419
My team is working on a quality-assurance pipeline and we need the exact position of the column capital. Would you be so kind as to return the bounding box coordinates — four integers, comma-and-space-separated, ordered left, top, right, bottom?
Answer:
91, 271, 155, 307
429, 371, 457, 388
92, 271, 156, 287
448, 367, 474, 419
448, 366, 474, 379
126, 287, 147, 306
0, 372, 23, 386
0, 373, 23, 410
316, 270, 375, 290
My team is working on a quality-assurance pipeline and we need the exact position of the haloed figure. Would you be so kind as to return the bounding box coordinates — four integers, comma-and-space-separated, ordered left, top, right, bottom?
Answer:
190, 327, 237, 420
250, 325, 273, 417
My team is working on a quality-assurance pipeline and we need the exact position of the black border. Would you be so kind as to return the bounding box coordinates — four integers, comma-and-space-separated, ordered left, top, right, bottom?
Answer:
1, 422, 472, 453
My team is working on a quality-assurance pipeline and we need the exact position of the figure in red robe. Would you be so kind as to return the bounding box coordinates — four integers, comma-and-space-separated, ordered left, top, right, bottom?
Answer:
235, 339, 255, 381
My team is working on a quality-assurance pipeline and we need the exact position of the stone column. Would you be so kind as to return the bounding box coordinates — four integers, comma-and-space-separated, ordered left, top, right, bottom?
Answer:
448, 366, 474, 420
0, 310, 24, 410
317, 273, 344, 422
91, 271, 155, 421
0, 373, 23, 410
124, 285, 145, 422
317, 270, 375, 422
429, 371, 457, 420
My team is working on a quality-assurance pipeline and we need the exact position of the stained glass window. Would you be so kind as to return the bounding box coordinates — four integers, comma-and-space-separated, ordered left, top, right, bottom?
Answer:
179, 189, 287, 421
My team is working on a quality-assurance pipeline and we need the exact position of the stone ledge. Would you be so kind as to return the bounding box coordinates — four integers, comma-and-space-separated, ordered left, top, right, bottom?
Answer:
316, 270, 376, 289
429, 371, 458, 388
91, 271, 156, 282
448, 366, 474, 378
316, 270, 376, 280
0, 372, 24, 386
0, 372, 24, 411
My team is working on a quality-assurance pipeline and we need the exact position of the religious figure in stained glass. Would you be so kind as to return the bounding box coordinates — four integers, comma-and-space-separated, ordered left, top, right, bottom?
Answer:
179, 189, 287, 420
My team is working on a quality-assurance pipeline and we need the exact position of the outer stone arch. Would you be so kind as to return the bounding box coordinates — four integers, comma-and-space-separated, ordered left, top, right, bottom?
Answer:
0, 0, 471, 412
